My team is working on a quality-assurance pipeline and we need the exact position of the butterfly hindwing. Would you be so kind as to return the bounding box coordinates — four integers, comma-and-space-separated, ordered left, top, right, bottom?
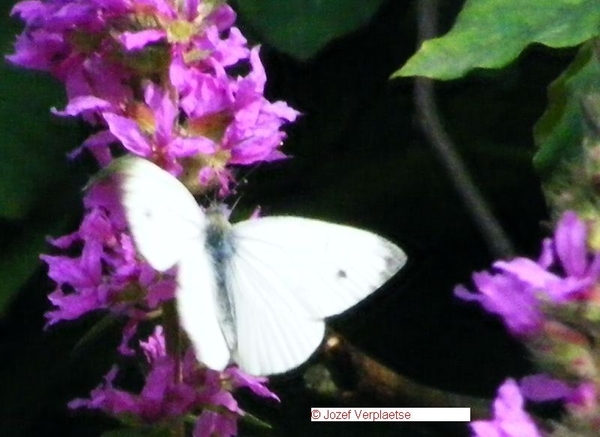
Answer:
227, 244, 326, 375
177, 244, 231, 371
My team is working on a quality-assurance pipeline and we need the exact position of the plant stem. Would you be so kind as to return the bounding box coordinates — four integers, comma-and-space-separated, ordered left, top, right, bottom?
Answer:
163, 300, 185, 437
304, 332, 490, 437
414, 0, 516, 259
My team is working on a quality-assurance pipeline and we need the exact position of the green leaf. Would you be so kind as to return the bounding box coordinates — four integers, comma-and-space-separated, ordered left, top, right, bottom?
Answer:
235, 0, 386, 60
241, 410, 273, 430
392, 0, 600, 80
533, 42, 600, 180
0, 63, 84, 219
0, 216, 68, 316
70, 313, 122, 357
0, 11, 88, 313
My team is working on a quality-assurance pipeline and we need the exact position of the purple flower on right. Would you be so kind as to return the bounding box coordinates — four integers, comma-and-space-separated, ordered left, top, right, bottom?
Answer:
457, 211, 600, 436
455, 211, 600, 336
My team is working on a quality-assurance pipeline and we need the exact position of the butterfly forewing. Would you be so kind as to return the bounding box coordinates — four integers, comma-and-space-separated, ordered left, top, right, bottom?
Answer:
111, 157, 232, 369
227, 217, 406, 375
231, 217, 406, 319
116, 157, 206, 272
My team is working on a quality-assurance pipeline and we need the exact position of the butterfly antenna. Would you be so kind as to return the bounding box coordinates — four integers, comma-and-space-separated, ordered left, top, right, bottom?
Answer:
230, 161, 263, 195
230, 194, 244, 213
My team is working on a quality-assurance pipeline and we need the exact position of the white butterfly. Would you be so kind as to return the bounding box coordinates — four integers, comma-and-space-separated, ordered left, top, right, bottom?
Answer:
107, 156, 407, 376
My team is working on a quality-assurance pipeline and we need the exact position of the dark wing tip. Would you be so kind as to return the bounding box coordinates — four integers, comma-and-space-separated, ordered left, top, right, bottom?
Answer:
381, 240, 407, 279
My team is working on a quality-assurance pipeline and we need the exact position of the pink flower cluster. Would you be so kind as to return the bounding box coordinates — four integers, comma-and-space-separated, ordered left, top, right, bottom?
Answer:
71, 327, 279, 436
9, 0, 298, 192
8, 0, 294, 434
43, 183, 174, 326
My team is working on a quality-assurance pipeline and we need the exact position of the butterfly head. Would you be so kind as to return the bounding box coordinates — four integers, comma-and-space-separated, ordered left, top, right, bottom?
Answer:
205, 203, 233, 230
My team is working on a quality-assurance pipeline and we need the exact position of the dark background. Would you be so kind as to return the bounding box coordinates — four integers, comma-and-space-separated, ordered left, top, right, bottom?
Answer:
0, 0, 573, 435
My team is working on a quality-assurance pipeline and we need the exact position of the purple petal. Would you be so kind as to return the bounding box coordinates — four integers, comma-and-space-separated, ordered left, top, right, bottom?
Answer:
194, 410, 237, 437
53, 95, 111, 116
170, 137, 215, 156
494, 258, 559, 289
140, 357, 172, 402
142, 0, 173, 17
144, 83, 176, 130
457, 271, 542, 336
146, 279, 176, 309
45, 288, 103, 324
209, 4, 236, 30
119, 29, 165, 50
198, 25, 249, 67
471, 379, 542, 437
209, 390, 241, 414
537, 238, 554, 269
555, 211, 588, 277
169, 52, 190, 91
118, 318, 140, 356
11, 0, 45, 20
226, 367, 279, 401
587, 252, 600, 278
454, 284, 481, 302
471, 422, 501, 437
269, 100, 301, 122
47, 230, 79, 249
75, 130, 116, 166
41, 254, 96, 288
103, 113, 151, 156
545, 276, 591, 301
520, 374, 573, 402
140, 326, 167, 363
566, 382, 597, 414
7, 30, 66, 71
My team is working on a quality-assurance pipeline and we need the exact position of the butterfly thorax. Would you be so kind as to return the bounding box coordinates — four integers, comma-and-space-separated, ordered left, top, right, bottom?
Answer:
204, 208, 237, 354
204, 208, 234, 260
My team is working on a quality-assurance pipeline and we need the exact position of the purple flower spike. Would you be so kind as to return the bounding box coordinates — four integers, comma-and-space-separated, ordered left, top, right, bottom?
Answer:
15, 0, 295, 432
9, 0, 297, 190
73, 328, 278, 432
456, 211, 600, 335
555, 211, 588, 278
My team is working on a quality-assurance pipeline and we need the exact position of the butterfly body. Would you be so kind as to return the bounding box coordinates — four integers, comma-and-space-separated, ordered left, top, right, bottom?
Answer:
203, 209, 238, 354
108, 156, 407, 376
